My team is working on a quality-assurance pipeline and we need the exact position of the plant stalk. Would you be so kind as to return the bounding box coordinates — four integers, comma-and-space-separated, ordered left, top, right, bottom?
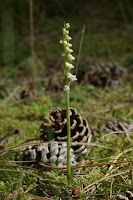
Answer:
66, 89, 71, 185
29, 0, 35, 56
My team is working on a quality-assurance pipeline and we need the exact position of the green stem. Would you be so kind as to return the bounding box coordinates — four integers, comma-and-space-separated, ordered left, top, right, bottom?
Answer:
66, 89, 71, 185
75, 24, 85, 76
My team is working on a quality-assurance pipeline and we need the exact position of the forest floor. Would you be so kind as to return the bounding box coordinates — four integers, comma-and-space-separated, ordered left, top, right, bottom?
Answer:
0, 2, 133, 199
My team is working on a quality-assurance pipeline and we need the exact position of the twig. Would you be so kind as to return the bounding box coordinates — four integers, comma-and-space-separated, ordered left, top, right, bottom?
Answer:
84, 169, 130, 193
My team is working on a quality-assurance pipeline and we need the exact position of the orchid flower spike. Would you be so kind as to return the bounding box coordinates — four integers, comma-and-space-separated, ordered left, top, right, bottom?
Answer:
60, 22, 77, 89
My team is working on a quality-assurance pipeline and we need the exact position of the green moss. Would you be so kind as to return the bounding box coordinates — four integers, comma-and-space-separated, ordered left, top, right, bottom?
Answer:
0, 82, 133, 199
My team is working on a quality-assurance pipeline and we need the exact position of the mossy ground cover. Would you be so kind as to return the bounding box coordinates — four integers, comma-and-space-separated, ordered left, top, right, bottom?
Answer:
0, 80, 133, 199
0, 1, 133, 199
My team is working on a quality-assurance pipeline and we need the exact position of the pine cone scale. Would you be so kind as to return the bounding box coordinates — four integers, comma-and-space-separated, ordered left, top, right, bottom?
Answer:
70, 119, 77, 129
22, 142, 76, 166
40, 107, 91, 156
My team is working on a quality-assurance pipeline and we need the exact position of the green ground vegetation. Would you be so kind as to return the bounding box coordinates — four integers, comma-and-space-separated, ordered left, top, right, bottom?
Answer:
0, 1, 133, 199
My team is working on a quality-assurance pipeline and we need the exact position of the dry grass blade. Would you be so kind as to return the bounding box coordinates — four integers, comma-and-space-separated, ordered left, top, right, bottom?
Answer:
84, 169, 130, 193
105, 181, 133, 189
125, 131, 133, 144
24, 193, 54, 200
38, 160, 133, 170
0, 168, 45, 183
0, 141, 116, 155
0, 164, 41, 172
90, 143, 116, 150
0, 141, 67, 155
110, 179, 113, 199
0, 86, 20, 108
107, 146, 133, 172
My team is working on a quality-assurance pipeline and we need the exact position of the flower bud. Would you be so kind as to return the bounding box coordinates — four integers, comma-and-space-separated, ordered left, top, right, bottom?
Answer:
65, 23, 70, 29
63, 28, 69, 35
67, 43, 72, 47
67, 73, 77, 81
66, 35, 72, 41
65, 62, 74, 69
63, 41, 67, 45
68, 54, 75, 61
64, 85, 70, 91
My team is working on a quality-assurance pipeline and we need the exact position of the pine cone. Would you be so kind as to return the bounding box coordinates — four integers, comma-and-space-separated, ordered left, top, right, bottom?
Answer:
16, 82, 37, 101
40, 107, 92, 155
22, 141, 75, 166
116, 195, 129, 200
116, 191, 133, 200
77, 58, 126, 87
125, 191, 133, 200
42, 74, 65, 92
98, 120, 133, 133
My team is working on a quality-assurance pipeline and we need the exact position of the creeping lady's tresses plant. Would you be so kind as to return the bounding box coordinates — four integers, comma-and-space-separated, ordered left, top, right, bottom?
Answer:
60, 23, 77, 185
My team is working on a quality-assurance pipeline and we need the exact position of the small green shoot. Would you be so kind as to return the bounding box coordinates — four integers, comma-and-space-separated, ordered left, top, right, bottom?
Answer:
60, 22, 77, 185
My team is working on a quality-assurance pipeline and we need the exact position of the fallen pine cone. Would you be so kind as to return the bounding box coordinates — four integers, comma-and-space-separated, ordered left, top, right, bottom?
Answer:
22, 141, 75, 166
77, 58, 126, 87
116, 191, 133, 200
42, 74, 65, 92
40, 107, 92, 155
98, 120, 133, 133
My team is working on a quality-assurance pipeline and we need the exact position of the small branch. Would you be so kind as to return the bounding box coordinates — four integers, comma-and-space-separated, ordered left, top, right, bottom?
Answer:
29, 0, 35, 56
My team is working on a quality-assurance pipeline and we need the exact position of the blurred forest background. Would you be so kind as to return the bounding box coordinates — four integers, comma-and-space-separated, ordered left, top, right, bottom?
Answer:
1, 0, 133, 66
1, 0, 133, 95
0, 1, 133, 199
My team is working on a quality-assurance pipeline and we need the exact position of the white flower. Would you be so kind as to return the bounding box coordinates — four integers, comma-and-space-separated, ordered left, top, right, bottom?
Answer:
64, 85, 70, 91
67, 73, 77, 81
66, 35, 72, 41
68, 54, 75, 61
68, 49, 73, 53
63, 40, 67, 45
66, 23, 70, 29
66, 47, 70, 51
67, 43, 72, 47
63, 28, 69, 35
60, 40, 63, 44
65, 47, 73, 53
65, 62, 74, 69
